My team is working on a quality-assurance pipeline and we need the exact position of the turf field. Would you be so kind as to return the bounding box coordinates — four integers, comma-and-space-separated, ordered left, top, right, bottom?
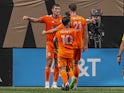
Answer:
0, 87, 124, 93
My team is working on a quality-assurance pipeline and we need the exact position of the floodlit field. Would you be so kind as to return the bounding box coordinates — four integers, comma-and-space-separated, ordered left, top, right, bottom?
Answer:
0, 87, 124, 93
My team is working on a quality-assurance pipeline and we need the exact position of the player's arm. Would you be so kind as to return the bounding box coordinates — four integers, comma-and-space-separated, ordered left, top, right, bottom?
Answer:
83, 23, 88, 51
86, 18, 96, 24
117, 39, 124, 64
42, 25, 61, 35
23, 16, 42, 23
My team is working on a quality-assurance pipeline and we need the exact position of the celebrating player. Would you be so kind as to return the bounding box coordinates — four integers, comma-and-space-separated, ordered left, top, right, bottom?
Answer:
23, 4, 63, 88
54, 16, 77, 91
42, 3, 88, 88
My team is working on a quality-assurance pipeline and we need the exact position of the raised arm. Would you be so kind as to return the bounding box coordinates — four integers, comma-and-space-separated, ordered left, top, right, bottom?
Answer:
23, 16, 42, 23
83, 24, 88, 51
86, 18, 96, 24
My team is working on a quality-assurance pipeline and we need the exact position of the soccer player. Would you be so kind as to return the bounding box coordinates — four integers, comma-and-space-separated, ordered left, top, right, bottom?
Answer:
68, 3, 88, 88
23, 4, 63, 88
117, 34, 124, 64
42, 3, 88, 88
54, 16, 77, 91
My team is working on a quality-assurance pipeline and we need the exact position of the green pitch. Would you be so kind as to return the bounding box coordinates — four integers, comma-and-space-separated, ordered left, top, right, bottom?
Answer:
0, 87, 124, 93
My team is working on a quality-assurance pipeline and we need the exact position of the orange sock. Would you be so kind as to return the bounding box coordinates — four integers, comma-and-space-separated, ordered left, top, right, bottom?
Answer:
73, 64, 79, 82
53, 65, 59, 82
45, 67, 50, 82
60, 69, 68, 85
69, 68, 74, 78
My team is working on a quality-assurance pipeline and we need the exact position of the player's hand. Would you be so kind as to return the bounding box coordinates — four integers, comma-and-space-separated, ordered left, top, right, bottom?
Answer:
90, 18, 96, 24
117, 56, 121, 65
23, 16, 29, 20
83, 45, 88, 52
42, 30, 46, 35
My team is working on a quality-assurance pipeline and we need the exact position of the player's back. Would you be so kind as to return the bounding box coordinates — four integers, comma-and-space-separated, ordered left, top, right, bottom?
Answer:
71, 15, 86, 48
56, 27, 77, 58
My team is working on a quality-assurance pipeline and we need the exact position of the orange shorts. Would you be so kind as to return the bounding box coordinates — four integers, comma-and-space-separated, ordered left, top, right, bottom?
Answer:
58, 56, 73, 68
73, 48, 82, 61
46, 41, 57, 58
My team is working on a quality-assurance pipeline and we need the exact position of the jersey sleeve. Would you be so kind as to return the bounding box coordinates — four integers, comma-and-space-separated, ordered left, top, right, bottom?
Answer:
41, 15, 47, 23
55, 31, 59, 38
82, 18, 86, 27
122, 34, 124, 41
58, 24, 64, 30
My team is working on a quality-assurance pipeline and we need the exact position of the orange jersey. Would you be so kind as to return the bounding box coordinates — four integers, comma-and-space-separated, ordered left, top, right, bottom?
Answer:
57, 24, 64, 31
55, 27, 77, 58
71, 15, 87, 48
41, 15, 63, 42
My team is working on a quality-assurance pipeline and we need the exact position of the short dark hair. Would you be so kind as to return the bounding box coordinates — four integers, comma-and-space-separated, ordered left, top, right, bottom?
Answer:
62, 17, 70, 26
52, 4, 60, 9
68, 3, 77, 11
65, 11, 70, 17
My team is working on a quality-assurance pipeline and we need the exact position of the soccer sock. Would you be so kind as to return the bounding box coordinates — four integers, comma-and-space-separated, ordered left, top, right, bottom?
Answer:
60, 69, 68, 85
45, 67, 50, 82
53, 65, 59, 82
73, 64, 79, 83
69, 68, 74, 78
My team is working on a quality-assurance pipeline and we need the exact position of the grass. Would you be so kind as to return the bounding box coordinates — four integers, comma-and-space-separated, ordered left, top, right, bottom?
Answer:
0, 87, 124, 93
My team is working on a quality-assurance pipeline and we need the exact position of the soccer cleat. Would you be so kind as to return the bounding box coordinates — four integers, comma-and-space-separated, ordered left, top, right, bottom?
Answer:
51, 84, 59, 89
73, 83, 78, 89
61, 83, 69, 91
45, 82, 50, 89
45, 85, 50, 89
65, 84, 69, 91
61, 84, 65, 90
70, 77, 77, 89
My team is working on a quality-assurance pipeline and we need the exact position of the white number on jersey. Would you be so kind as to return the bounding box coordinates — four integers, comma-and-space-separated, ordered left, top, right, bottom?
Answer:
61, 35, 73, 44
73, 21, 82, 32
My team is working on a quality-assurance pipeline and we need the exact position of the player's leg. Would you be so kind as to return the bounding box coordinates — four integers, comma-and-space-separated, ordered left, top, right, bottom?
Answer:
60, 67, 69, 89
59, 57, 69, 91
51, 57, 59, 88
45, 42, 54, 88
73, 60, 79, 88
73, 49, 82, 88
68, 58, 77, 89
45, 58, 53, 88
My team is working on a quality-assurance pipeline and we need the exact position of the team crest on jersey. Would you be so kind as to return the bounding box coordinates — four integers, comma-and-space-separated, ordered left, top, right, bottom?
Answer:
52, 21, 54, 23
47, 52, 51, 57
